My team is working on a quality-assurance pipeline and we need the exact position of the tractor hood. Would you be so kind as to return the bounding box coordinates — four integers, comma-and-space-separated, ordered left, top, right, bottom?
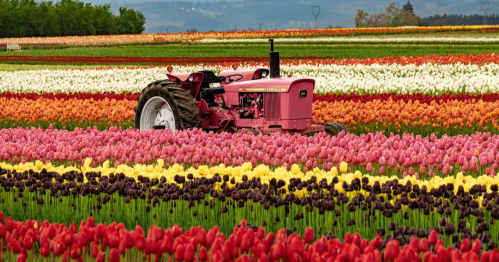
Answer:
224, 77, 315, 93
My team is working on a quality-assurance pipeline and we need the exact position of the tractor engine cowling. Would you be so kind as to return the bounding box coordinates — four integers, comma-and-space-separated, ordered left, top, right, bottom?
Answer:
223, 77, 315, 130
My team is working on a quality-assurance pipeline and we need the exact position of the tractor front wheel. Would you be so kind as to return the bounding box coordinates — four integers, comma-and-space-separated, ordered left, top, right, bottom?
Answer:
134, 80, 200, 130
324, 122, 348, 136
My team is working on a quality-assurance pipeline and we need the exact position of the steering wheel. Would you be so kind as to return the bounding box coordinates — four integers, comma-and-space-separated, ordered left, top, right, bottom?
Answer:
219, 74, 243, 84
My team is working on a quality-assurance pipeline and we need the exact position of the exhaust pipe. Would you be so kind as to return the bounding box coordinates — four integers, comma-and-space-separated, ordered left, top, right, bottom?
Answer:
269, 39, 280, 78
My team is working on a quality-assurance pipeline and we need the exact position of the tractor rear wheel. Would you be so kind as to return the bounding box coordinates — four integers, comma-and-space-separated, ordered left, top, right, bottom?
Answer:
324, 122, 348, 136
134, 80, 200, 130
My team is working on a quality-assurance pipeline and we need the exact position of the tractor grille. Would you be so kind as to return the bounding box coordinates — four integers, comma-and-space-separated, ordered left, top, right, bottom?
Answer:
264, 93, 280, 119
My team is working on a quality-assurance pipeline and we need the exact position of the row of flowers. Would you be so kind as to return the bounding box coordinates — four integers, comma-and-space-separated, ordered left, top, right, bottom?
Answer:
201, 35, 499, 43
2, 94, 499, 136
3, 91, 499, 104
1, 25, 498, 47
2, 128, 499, 179
4, 60, 499, 94
3, 53, 499, 67
0, 55, 334, 65
313, 98, 499, 135
1, 213, 497, 262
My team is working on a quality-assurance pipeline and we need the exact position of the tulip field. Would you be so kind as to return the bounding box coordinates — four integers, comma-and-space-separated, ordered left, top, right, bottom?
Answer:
2, 27, 499, 261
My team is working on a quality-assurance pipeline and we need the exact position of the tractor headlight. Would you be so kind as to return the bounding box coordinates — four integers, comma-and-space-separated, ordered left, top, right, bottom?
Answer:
261, 70, 268, 78
188, 75, 194, 82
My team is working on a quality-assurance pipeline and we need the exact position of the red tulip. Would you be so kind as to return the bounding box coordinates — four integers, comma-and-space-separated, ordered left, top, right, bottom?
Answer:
211, 237, 223, 252
109, 248, 120, 262
8, 239, 22, 254
265, 232, 274, 246
423, 251, 432, 262
344, 232, 352, 244
463, 251, 479, 262
70, 244, 82, 259
373, 249, 382, 262
471, 238, 481, 254
134, 234, 146, 251
54, 241, 66, 256
237, 254, 250, 262
420, 238, 429, 252
241, 234, 252, 252
16, 253, 26, 262
256, 227, 265, 240
347, 243, 360, 262
481, 252, 490, 262
436, 246, 447, 262
352, 233, 361, 248
69, 223, 77, 234
259, 253, 269, 262
270, 241, 286, 261
0, 224, 6, 238
384, 240, 399, 262
172, 224, 183, 238
428, 230, 438, 246
174, 244, 185, 261
5, 217, 13, 232
206, 230, 216, 248
122, 232, 133, 249
96, 251, 105, 262
199, 246, 208, 261
221, 242, 232, 262
40, 243, 50, 257
451, 249, 463, 261
490, 249, 499, 262
304, 228, 314, 244
87, 217, 95, 228
145, 238, 158, 254
118, 239, 127, 255
91, 242, 99, 258
95, 224, 105, 240
360, 238, 369, 252
62, 232, 74, 247
234, 229, 244, 247
460, 238, 470, 252
408, 237, 419, 253
107, 232, 120, 248
361, 252, 374, 262
196, 227, 207, 247
22, 236, 33, 250
78, 231, 90, 247
184, 244, 195, 262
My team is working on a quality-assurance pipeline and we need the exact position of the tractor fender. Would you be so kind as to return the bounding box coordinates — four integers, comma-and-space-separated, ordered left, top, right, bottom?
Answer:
166, 72, 204, 99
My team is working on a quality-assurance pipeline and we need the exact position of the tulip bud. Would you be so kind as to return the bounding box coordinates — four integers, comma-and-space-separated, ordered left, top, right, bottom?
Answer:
340, 162, 348, 173
198, 246, 208, 261
428, 230, 438, 246
304, 228, 314, 244
96, 251, 105, 262
16, 254, 26, 262
384, 240, 399, 262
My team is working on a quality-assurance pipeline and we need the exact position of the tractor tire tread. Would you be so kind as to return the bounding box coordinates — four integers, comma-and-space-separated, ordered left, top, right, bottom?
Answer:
134, 80, 200, 130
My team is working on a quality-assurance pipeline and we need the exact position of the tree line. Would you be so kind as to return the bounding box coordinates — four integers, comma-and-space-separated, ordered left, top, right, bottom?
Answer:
0, 0, 146, 38
424, 14, 499, 26
355, 1, 428, 28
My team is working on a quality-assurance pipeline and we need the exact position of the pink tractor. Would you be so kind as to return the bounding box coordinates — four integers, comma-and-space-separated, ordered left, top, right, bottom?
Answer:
134, 39, 347, 136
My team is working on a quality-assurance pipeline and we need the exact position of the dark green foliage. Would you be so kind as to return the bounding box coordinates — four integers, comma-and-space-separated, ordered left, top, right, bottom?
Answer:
424, 14, 499, 26
0, 0, 146, 38
402, 1, 414, 16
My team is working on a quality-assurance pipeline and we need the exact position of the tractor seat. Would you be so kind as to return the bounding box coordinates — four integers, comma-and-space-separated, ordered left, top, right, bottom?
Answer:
198, 71, 223, 84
